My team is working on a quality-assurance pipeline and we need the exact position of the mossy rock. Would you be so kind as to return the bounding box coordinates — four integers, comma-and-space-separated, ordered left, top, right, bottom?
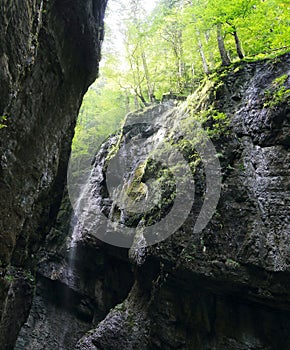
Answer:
263, 73, 290, 108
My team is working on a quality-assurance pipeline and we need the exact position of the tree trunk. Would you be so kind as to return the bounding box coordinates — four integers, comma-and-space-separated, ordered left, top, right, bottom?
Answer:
176, 29, 184, 91
233, 30, 244, 59
197, 31, 209, 74
124, 89, 131, 114
134, 95, 139, 109
205, 30, 214, 68
217, 23, 231, 66
141, 51, 154, 102
135, 89, 147, 107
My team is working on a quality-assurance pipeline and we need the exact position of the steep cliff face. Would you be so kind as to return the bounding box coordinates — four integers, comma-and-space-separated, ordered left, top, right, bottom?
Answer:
0, 0, 107, 348
15, 54, 290, 349
73, 54, 290, 350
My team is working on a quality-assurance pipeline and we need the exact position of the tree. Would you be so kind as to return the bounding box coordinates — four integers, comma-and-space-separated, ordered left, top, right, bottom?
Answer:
118, 0, 157, 105
188, 0, 260, 65
216, 22, 231, 65
70, 78, 128, 187
70, 0, 290, 177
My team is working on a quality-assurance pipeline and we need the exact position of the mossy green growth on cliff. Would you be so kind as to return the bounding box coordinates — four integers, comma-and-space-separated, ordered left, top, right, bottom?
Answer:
105, 132, 123, 164
125, 162, 148, 201
263, 73, 290, 108
139, 157, 176, 226
102, 70, 232, 229
184, 77, 230, 138
170, 76, 230, 172
0, 115, 7, 129
182, 107, 229, 139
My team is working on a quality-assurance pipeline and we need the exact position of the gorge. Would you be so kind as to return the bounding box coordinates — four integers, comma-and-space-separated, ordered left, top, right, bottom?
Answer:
0, 1, 289, 349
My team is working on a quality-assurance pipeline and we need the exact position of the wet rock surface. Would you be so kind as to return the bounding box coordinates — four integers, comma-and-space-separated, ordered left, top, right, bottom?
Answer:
0, 3, 289, 347
18, 55, 289, 349
0, 0, 107, 348
73, 55, 290, 349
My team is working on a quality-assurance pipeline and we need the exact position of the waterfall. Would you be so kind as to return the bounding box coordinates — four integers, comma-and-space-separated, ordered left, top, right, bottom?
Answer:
66, 173, 93, 289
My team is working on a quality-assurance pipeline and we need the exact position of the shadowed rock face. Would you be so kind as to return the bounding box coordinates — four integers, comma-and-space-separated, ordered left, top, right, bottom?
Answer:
0, 0, 107, 348
73, 55, 290, 349
0, 1, 289, 349
14, 54, 290, 350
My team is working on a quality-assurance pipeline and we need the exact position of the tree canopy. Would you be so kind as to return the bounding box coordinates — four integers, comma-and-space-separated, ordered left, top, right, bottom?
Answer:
103, 0, 290, 104
70, 0, 290, 180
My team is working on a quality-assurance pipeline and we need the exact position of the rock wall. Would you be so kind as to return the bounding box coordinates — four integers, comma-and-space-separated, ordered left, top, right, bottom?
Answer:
0, 2, 289, 348
74, 54, 290, 349
0, 0, 107, 348
15, 54, 290, 349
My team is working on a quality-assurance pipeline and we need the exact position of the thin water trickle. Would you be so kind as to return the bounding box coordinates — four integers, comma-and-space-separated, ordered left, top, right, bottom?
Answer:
67, 178, 91, 283
59, 179, 92, 347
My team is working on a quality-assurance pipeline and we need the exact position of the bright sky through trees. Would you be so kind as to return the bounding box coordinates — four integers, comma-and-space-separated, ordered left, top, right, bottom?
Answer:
102, 0, 158, 63
71, 0, 290, 187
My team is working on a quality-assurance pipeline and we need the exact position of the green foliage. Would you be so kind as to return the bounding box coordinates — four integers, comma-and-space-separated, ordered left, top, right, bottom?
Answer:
70, 80, 127, 185
4, 273, 14, 283
72, 0, 289, 172
180, 242, 197, 263
208, 110, 230, 138
183, 78, 230, 136
175, 106, 229, 172
24, 270, 35, 283
273, 74, 288, 86
125, 162, 147, 200
263, 73, 290, 108
105, 134, 123, 164
225, 258, 240, 268
0, 115, 7, 129
105, 0, 290, 101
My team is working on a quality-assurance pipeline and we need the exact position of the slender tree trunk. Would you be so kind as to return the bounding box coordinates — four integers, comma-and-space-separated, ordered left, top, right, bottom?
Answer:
178, 29, 186, 90
217, 23, 231, 66
134, 95, 139, 109
135, 89, 147, 107
138, 94, 147, 107
179, 59, 185, 78
124, 89, 130, 114
233, 29, 244, 59
205, 30, 214, 68
173, 29, 185, 92
141, 51, 154, 102
197, 31, 209, 74
134, 55, 147, 107
191, 63, 195, 77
